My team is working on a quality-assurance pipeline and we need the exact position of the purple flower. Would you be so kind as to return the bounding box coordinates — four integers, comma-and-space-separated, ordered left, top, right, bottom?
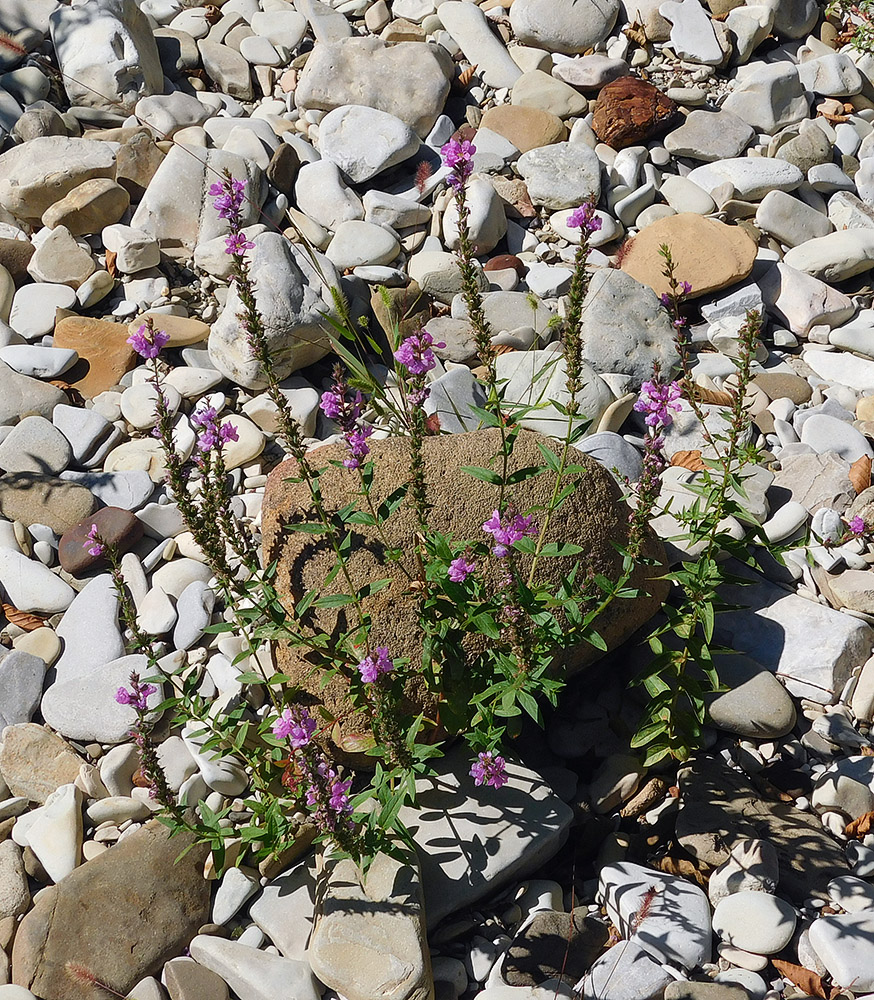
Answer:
448, 556, 475, 582
126, 324, 170, 360
633, 380, 683, 429
191, 405, 238, 461
470, 751, 508, 789
850, 515, 866, 536
83, 523, 105, 558
272, 705, 317, 748
395, 330, 444, 376
482, 509, 538, 558
209, 178, 247, 221
115, 682, 156, 712
319, 391, 343, 420
329, 777, 353, 813
566, 202, 602, 234
441, 137, 476, 192
225, 233, 255, 256
343, 426, 372, 470
358, 646, 394, 684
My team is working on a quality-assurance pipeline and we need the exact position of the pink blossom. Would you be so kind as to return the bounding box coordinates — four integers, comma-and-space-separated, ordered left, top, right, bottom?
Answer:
482, 509, 537, 558
633, 380, 683, 428
272, 705, 317, 748
448, 556, 475, 582
83, 523, 105, 558
358, 646, 394, 684
395, 330, 444, 376
115, 681, 157, 712
126, 324, 169, 360
441, 138, 476, 191
225, 233, 255, 256
566, 202, 602, 235
470, 751, 508, 789
850, 515, 866, 536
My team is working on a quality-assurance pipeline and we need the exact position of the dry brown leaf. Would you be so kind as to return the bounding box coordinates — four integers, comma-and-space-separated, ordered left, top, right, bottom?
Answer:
623, 19, 648, 45
670, 449, 706, 472
1, 602, 46, 632
772, 959, 828, 999
682, 381, 734, 406
457, 64, 477, 89
493, 344, 517, 356
845, 810, 874, 839
850, 455, 872, 494
654, 855, 708, 888
104, 248, 118, 278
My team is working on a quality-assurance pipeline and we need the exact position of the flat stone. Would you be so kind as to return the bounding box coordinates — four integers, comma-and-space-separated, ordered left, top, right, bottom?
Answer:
621, 214, 756, 299
188, 934, 321, 1000
0, 724, 83, 804
664, 108, 754, 161
707, 839, 779, 907
53, 574, 125, 685
0, 652, 45, 736
61, 470, 155, 510
249, 859, 317, 961
721, 62, 809, 135
12, 821, 209, 999
516, 142, 601, 210
659, 0, 724, 65
0, 840, 29, 920
755, 190, 833, 248
0, 415, 72, 475
581, 940, 672, 1000
0, 473, 97, 534
510, 70, 586, 118
326, 220, 401, 269
503, 909, 609, 987
688, 157, 802, 201
808, 910, 874, 990
0, 548, 73, 614
712, 891, 796, 954
439, 2, 522, 89
812, 756, 874, 818
707, 654, 796, 738
798, 52, 863, 97
53, 316, 137, 399
0, 136, 116, 221
42, 178, 129, 236
58, 507, 144, 576
509, 0, 619, 54
676, 756, 850, 903
27, 226, 95, 289
295, 37, 451, 137
783, 229, 874, 282
552, 55, 630, 90
758, 262, 855, 337
800, 413, 874, 463
0, 346, 78, 380
478, 105, 565, 153
600, 861, 711, 968
164, 957, 229, 1000
308, 848, 431, 1000
198, 39, 253, 100
8, 284, 77, 341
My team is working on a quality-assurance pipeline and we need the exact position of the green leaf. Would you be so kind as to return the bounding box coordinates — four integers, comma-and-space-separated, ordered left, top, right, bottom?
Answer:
313, 593, 356, 609
285, 522, 329, 535
461, 465, 502, 485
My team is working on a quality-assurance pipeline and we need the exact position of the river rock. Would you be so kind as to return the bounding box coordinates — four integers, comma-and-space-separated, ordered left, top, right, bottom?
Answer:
49, 0, 163, 113
318, 105, 419, 183
0, 724, 83, 804
0, 652, 45, 736
309, 848, 431, 1000
620, 214, 756, 299
0, 549, 73, 615
0, 474, 97, 534
510, 0, 620, 54
783, 229, 874, 283
592, 76, 680, 149
664, 108, 754, 161
12, 822, 209, 999
295, 37, 452, 137
711, 891, 796, 954
262, 429, 667, 753
209, 232, 339, 389
721, 62, 809, 134
808, 910, 874, 990
516, 142, 601, 210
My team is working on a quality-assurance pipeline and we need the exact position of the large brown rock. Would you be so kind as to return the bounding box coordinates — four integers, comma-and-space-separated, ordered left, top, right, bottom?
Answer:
12, 821, 210, 999
261, 428, 667, 744
619, 213, 757, 300
592, 76, 680, 150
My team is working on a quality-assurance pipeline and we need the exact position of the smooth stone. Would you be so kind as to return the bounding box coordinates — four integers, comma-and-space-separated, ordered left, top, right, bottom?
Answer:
721, 62, 809, 135
212, 865, 260, 925
828, 874, 874, 912
136, 586, 177, 634
812, 756, 874, 817
665, 108, 754, 162
318, 105, 419, 183
688, 157, 802, 200
42, 652, 162, 744
711, 890, 796, 954
439, 2, 522, 89
249, 860, 317, 961
808, 910, 874, 990
0, 346, 78, 380
784, 230, 874, 282
424, 366, 487, 434
173, 580, 215, 651
42, 177, 129, 236
0, 415, 72, 475
443, 176, 507, 254
8, 284, 76, 340
798, 53, 863, 97
0, 840, 29, 919
510, 70, 586, 118
799, 413, 874, 463
478, 105, 565, 154
326, 220, 400, 269
182, 722, 248, 796
759, 262, 855, 337
14, 782, 82, 882
53, 574, 124, 683
755, 190, 833, 248
600, 861, 711, 968
0, 548, 73, 614
580, 940, 672, 1000
509, 0, 620, 55
188, 934, 321, 1000
707, 654, 796, 738
659, 0, 724, 65
0, 724, 82, 805
164, 957, 229, 1000
61, 470, 155, 510
516, 142, 601, 210
0, 651, 45, 736
707, 839, 779, 907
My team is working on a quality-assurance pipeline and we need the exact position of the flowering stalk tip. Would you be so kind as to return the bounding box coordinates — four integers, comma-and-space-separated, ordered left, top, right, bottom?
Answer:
470, 751, 508, 789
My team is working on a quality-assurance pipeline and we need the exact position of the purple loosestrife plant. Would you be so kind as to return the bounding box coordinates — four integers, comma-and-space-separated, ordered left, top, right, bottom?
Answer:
358, 646, 394, 684
482, 509, 538, 559
469, 751, 508, 789
448, 555, 476, 583
319, 368, 374, 470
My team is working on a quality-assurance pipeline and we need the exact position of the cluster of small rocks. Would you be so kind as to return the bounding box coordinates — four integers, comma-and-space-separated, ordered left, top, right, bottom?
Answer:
7, 0, 874, 996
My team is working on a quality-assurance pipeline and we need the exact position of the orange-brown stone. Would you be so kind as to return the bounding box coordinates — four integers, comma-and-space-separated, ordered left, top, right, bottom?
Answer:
53, 316, 138, 398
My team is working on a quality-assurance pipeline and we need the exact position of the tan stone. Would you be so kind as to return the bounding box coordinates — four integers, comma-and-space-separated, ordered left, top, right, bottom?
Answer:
11, 821, 210, 1000
309, 848, 433, 1000
42, 178, 130, 236
128, 312, 210, 348
478, 104, 566, 153
27, 227, 96, 289
620, 213, 757, 299
115, 130, 166, 200
53, 316, 138, 398
858, 396, 874, 422
261, 428, 667, 747
0, 724, 83, 804
0, 474, 98, 534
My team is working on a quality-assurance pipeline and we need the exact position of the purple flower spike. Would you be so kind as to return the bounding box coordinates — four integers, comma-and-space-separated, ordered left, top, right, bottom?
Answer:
84, 523, 105, 558
358, 646, 394, 684
273, 705, 317, 748
395, 330, 445, 376
470, 751, 508, 789
441, 137, 476, 192
482, 509, 537, 558
850, 515, 866, 536
225, 233, 255, 256
633, 380, 683, 429
448, 556, 475, 582
127, 324, 170, 360
566, 202, 602, 235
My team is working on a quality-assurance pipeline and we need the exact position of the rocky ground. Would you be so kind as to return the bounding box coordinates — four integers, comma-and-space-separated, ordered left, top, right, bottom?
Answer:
6, 0, 874, 998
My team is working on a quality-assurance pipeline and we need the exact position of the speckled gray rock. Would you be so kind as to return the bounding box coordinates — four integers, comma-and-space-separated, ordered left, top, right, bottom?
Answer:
0, 415, 72, 475
318, 105, 419, 183
516, 142, 601, 210
0, 650, 45, 735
